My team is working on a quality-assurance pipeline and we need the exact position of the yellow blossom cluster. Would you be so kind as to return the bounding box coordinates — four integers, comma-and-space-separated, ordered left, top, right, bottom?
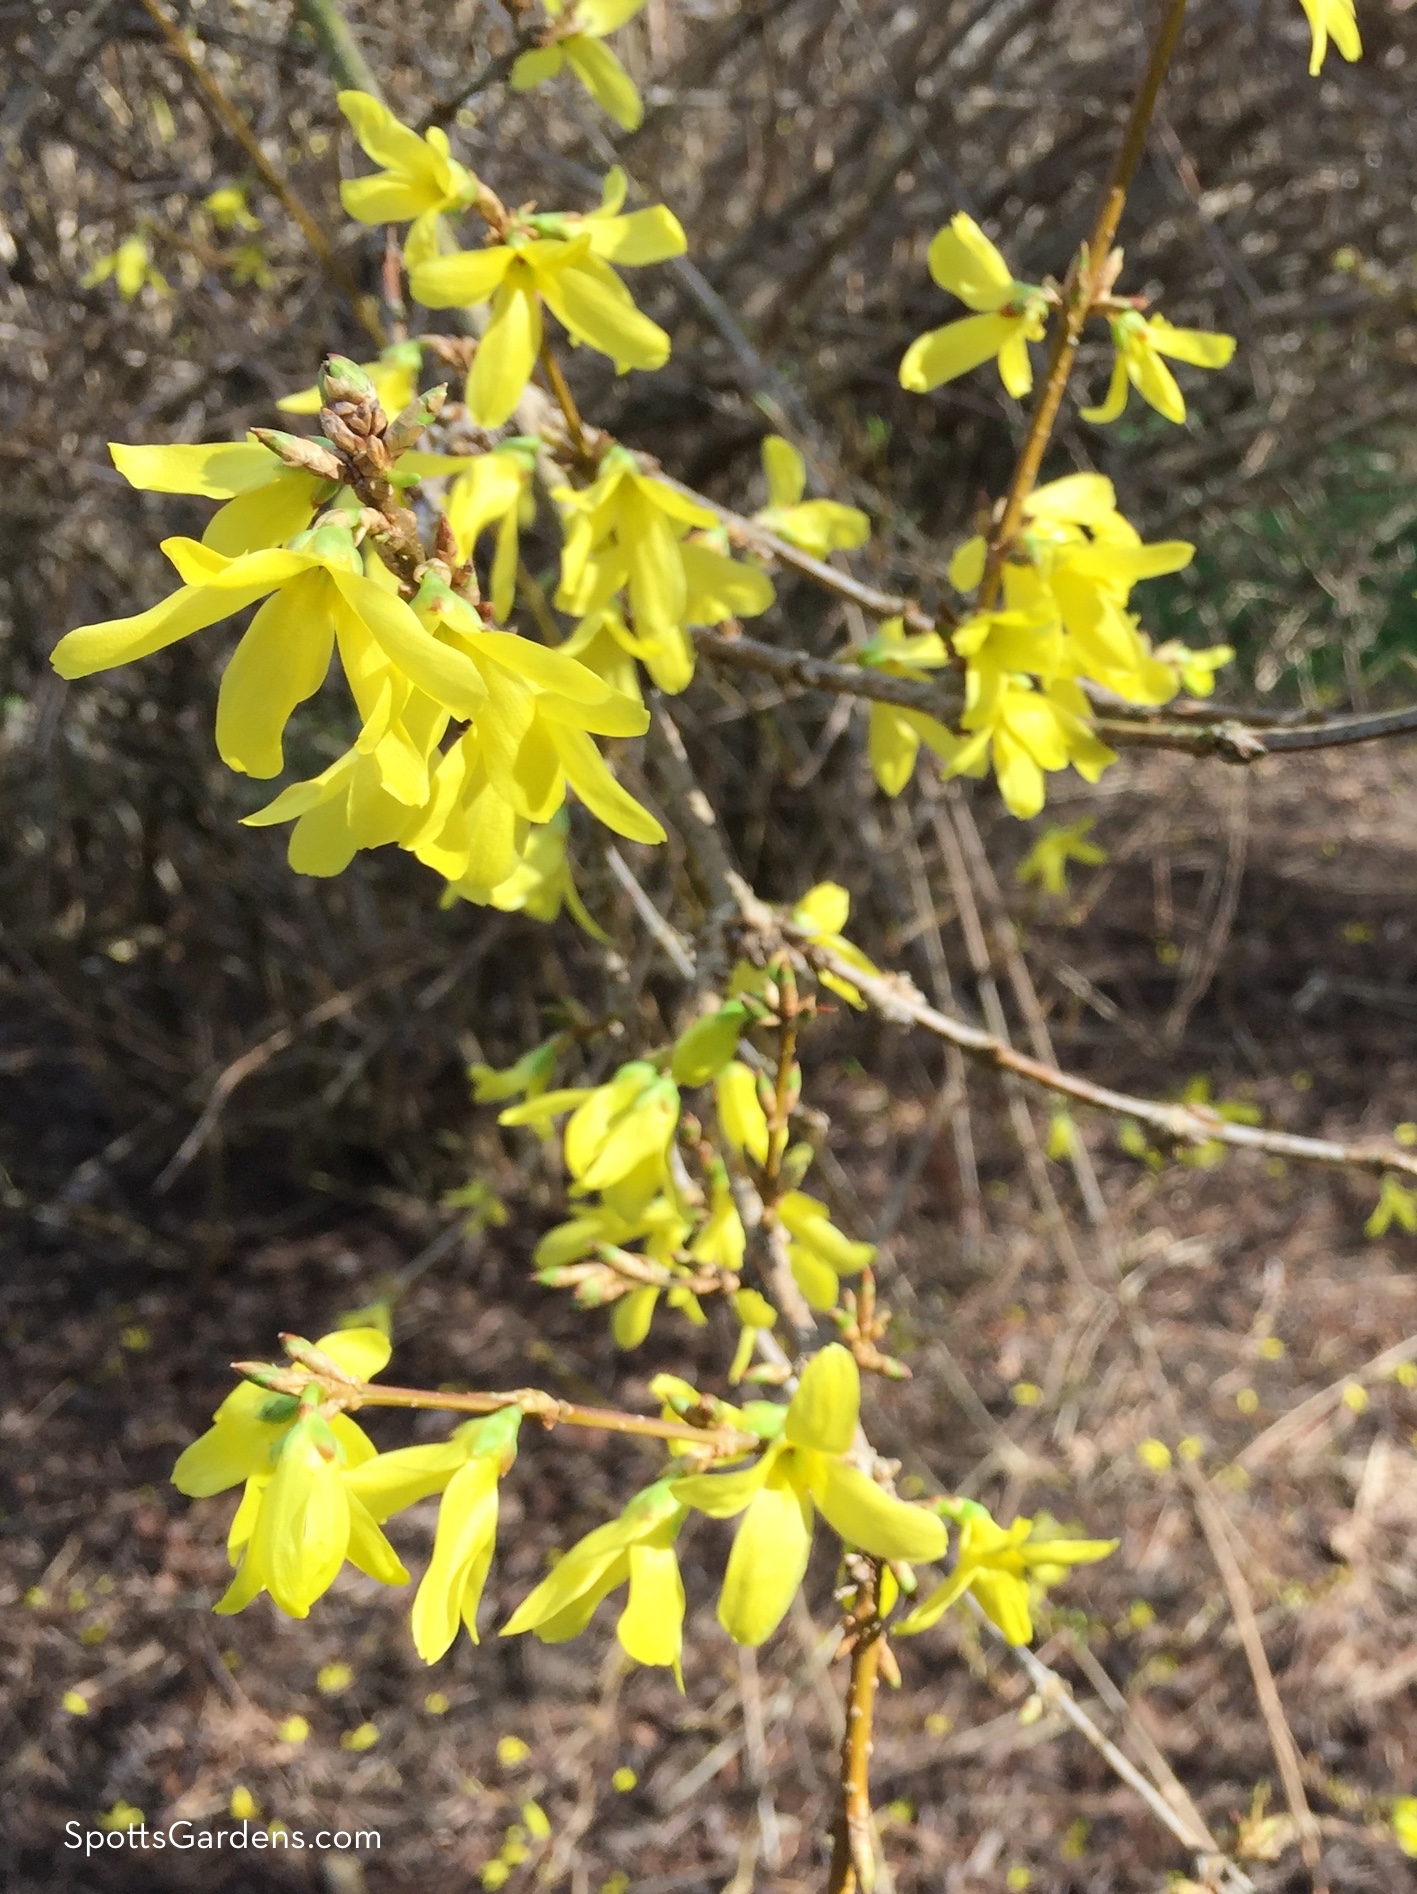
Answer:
858, 474, 1232, 818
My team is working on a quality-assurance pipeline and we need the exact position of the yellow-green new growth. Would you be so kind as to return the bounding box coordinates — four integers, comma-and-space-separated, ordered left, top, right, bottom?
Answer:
672, 1345, 946, 1646
900, 214, 1050, 400
1015, 818, 1107, 898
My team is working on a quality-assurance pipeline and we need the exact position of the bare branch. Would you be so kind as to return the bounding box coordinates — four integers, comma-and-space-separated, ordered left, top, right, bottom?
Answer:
693, 629, 1417, 763
792, 936, 1417, 1185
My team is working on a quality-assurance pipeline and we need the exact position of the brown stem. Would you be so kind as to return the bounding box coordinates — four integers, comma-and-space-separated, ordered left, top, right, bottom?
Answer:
828, 1560, 885, 1894
981, 0, 1191, 600
135, 0, 386, 346
234, 1368, 761, 1454
692, 629, 1417, 763
792, 936, 1417, 1185
539, 336, 591, 462
761, 965, 800, 1194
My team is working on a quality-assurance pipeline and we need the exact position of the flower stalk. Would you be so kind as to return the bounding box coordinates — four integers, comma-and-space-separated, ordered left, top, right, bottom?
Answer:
982, 0, 1192, 600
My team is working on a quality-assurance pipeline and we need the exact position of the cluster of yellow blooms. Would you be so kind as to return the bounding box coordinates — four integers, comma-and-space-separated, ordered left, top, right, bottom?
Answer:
475, 887, 880, 1341
51, 82, 1261, 893
50, 379, 662, 898
174, 1329, 1114, 1671
858, 472, 1233, 818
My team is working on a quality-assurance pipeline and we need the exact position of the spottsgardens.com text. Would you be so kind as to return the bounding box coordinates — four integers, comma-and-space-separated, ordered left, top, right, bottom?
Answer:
65, 1820, 379, 1857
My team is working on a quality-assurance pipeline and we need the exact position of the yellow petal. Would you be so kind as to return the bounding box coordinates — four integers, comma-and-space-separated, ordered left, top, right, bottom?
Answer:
762, 435, 805, 508
584, 204, 686, 266
540, 260, 669, 370
110, 439, 275, 498
340, 176, 430, 225
814, 1462, 947, 1562
1079, 352, 1131, 426
1144, 319, 1236, 369
926, 212, 1015, 310
215, 571, 335, 777
618, 1541, 684, 1670
612, 1286, 658, 1350
548, 723, 665, 844
468, 278, 542, 428
411, 245, 515, 310
510, 45, 565, 89
868, 704, 920, 798
411, 1458, 501, 1660
344, 1440, 468, 1522
786, 1344, 859, 1455
563, 35, 643, 132
52, 580, 267, 679
317, 1326, 393, 1381
716, 1465, 813, 1646
715, 1060, 769, 1164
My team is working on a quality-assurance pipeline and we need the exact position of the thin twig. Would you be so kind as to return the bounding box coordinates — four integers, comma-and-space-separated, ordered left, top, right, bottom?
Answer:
791, 937, 1417, 1184
604, 845, 697, 979
828, 1560, 885, 1894
693, 630, 1417, 763
237, 1367, 761, 1454
983, 0, 1192, 595
135, 0, 385, 344
1179, 1463, 1326, 1892
987, 1611, 1256, 1892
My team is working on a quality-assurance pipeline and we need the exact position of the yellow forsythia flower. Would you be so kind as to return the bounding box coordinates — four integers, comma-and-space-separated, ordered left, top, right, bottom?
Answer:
1081, 312, 1235, 428
218, 1413, 408, 1618
84, 232, 168, 302
512, 0, 649, 130
501, 1479, 688, 1682
556, 445, 773, 694
346, 1408, 522, 1662
900, 213, 1049, 399
1015, 818, 1106, 898
672, 1345, 946, 1646
458, 811, 608, 940
410, 174, 685, 426
897, 1500, 1115, 1645
337, 90, 479, 267
754, 436, 869, 558
855, 615, 958, 797
172, 1328, 407, 1619
1298, 0, 1360, 73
